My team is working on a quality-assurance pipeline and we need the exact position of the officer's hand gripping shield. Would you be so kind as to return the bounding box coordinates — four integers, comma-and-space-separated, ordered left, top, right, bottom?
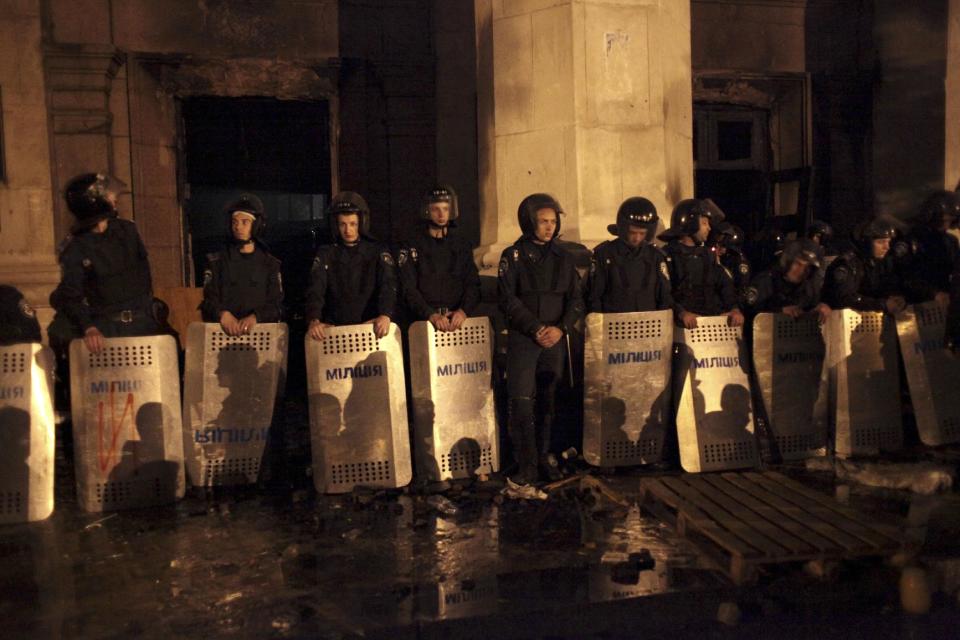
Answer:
895, 302, 960, 446
582, 310, 673, 466
0, 344, 55, 523
408, 317, 499, 481
675, 317, 758, 472
69, 335, 185, 512
306, 322, 411, 493
182, 322, 289, 486
823, 309, 903, 456
752, 313, 828, 460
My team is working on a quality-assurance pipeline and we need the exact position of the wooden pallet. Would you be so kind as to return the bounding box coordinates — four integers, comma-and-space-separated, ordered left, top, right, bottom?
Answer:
640, 471, 904, 584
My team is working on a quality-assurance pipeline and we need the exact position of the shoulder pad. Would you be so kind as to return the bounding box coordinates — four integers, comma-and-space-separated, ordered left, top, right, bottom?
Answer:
18, 298, 36, 319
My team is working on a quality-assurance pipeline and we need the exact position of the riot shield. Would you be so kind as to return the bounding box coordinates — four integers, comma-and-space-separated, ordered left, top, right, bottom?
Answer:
69, 335, 185, 512
752, 313, 828, 460
823, 309, 903, 456
896, 302, 960, 446
306, 323, 411, 493
675, 317, 757, 473
0, 344, 55, 523
582, 310, 673, 467
182, 322, 289, 486
408, 318, 498, 481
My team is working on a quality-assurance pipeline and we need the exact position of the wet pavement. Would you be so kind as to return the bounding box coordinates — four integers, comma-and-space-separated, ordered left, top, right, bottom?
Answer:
3, 428, 960, 638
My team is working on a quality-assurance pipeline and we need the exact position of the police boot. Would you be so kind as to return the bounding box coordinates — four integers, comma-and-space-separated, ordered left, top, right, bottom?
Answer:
537, 414, 563, 482
508, 399, 539, 485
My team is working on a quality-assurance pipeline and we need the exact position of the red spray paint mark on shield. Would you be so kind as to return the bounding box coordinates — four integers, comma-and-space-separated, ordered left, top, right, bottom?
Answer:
98, 389, 136, 474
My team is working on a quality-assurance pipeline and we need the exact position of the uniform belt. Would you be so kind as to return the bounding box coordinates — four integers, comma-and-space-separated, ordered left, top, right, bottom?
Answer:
102, 308, 147, 324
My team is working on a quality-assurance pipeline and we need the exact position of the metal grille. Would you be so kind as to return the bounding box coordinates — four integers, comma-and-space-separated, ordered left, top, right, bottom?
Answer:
775, 433, 822, 455
434, 324, 487, 348
603, 439, 660, 461
209, 330, 273, 352
321, 331, 378, 355
774, 315, 821, 339
688, 324, 740, 343
1, 352, 26, 374
606, 319, 663, 341
849, 313, 882, 334
852, 426, 901, 449
0, 491, 22, 515
916, 304, 947, 327
202, 457, 261, 485
330, 460, 393, 485
95, 477, 167, 506
440, 447, 493, 474
702, 440, 754, 464
87, 345, 154, 368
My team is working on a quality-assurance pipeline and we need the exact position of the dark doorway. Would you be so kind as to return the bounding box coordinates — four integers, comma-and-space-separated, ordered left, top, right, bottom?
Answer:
179, 96, 332, 318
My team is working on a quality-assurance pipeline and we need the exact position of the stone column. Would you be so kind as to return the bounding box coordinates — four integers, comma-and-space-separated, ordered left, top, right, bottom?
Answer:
0, 0, 59, 328
474, 0, 693, 270
947, 0, 960, 190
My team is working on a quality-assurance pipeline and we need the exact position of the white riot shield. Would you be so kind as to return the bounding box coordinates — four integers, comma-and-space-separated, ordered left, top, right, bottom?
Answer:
69, 335, 185, 512
752, 313, 828, 460
306, 323, 411, 493
823, 309, 903, 456
675, 317, 757, 472
0, 344, 55, 523
896, 303, 960, 446
582, 310, 673, 467
182, 323, 289, 486
408, 318, 498, 481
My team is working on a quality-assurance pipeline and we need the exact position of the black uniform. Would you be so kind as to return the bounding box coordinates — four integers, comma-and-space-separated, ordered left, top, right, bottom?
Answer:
0, 286, 41, 345
200, 244, 283, 323
909, 226, 959, 299
744, 268, 821, 314
588, 239, 673, 313
662, 242, 738, 316
822, 250, 903, 312
305, 238, 398, 325
498, 238, 583, 467
720, 250, 752, 297
397, 228, 480, 319
50, 218, 159, 338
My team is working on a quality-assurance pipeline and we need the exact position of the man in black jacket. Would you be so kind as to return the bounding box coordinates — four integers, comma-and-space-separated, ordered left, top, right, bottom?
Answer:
822, 218, 907, 314
397, 186, 480, 330
743, 239, 831, 322
908, 190, 960, 305
200, 194, 283, 335
588, 196, 672, 313
498, 193, 583, 484
306, 192, 397, 340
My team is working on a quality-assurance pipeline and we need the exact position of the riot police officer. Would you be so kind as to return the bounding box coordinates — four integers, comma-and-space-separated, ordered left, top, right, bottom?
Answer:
806, 219, 834, 250
498, 193, 583, 484
709, 221, 751, 296
907, 190, 960, 304
397, 186, 480, 330
658, 199, 743, 328
588, 196, 672, 313
822, 218, 907, 314
200, 194, 283, 336
743, 239, 831, 323
0, 285, 41, 345
306, 192, 398, 340
50, 173, 160, 354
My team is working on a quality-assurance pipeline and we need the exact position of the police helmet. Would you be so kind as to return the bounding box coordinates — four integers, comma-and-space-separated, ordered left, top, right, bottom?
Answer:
806, 219, 834, 244
853, 217, 897, 253
327, 191, 371, 239
918, 190, 960, 229
779, 238, 822, 271
710, 221, 745, 251
657, 198, 711, 241
224, 193, 266, 240
421, 185, 459, 224
517, 193, 563, 239
608, 197, 658, 238
64, 173, 123, 231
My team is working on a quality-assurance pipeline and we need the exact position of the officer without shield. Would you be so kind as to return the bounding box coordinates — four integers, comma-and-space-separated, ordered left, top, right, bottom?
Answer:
658, 199, 744, 328
498, 194, 583, 484
50, 173, 161, 354
743, 239, 831, 323
200, 194, 284, 336
822, 218, 908, 314
907, 190, 960, 305
588, 196, 673, 313
708, 220, 751, 298
306, 191, 398, 341
397, 186, 480, 331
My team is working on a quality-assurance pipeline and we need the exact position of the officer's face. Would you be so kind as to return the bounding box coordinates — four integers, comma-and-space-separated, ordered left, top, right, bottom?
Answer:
533, 208, 557, 244
872, 238, 890, 259
428, 202, 451, 227
338, 213, 360, 244
695, 216, 711, 243
625, 225, 647, 248
785, 259, 811, 284
811, 233, 822, 246
231, 213, 254, 242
